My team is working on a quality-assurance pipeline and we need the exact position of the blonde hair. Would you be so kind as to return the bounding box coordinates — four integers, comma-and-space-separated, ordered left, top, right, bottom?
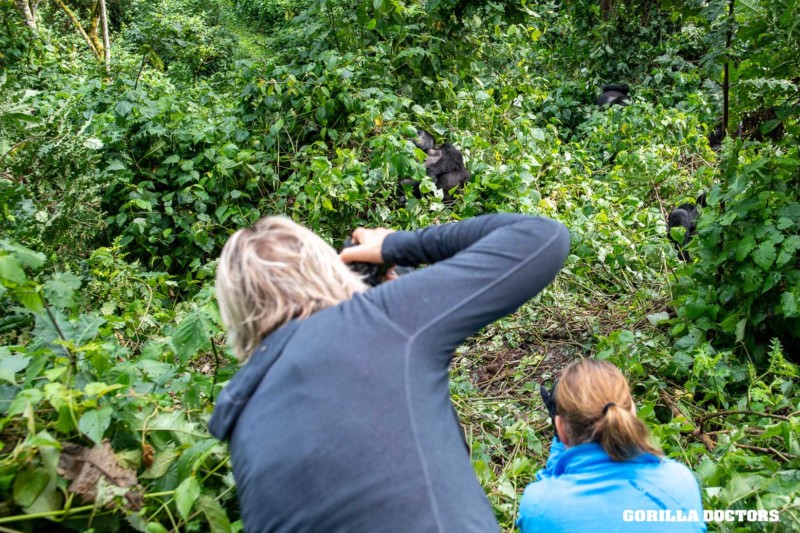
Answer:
556, 359, 662, 461
216, 216, 368, 363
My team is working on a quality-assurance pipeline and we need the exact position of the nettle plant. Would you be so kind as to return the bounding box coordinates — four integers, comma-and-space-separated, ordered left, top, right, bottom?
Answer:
672, 143, 800, 362
0, 240, 241, 532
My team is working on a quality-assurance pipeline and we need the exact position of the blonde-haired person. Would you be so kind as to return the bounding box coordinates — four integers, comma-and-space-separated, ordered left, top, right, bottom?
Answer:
517, 360, 706, 532
209, 214, 570, 533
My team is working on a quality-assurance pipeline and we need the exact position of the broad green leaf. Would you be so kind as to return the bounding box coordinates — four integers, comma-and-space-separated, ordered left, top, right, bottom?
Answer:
735, 235, 756, 261
13, 467, 49, 507
172, 310, 211, 362
197, 494, 232, 533
140, 449, 181, 479
0, 240, 46, 269
719, 473, 769, 506
669, 227, 686, 243
8, 388, 43, 417
163, 154, 181, 165
735, 319, 747, 342
115, 100, 134, 116
0, 255, 27, 284
79, 406, 113, 444
0, 351, 31, 384
16, 288, 43, 312
84, 382, 124, 399
175, 476, 201, 521
646, 312, 670, 325
776, 235, 800, 267
146, 523, 169, 533
44, 272, 82, 308
779, 292, 797, 317
752, 241, 776, 270
617, 330, 635, 344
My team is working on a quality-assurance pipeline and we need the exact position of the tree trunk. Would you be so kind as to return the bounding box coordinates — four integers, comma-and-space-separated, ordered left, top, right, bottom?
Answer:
14, 0, 37, 30
88, 0, 104, 60
52, 0, 101, 60
98, 0, 111, 75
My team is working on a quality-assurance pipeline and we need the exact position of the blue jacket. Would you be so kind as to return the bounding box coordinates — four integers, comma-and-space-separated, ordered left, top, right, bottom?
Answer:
208, 215, 570, 533
517, 438, 706, 532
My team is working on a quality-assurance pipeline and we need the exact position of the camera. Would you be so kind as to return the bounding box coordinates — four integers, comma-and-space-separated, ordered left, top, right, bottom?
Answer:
341, 237, 392, 287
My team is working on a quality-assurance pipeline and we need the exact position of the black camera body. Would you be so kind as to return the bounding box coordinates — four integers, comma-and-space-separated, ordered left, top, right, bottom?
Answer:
342, 237, 392, 287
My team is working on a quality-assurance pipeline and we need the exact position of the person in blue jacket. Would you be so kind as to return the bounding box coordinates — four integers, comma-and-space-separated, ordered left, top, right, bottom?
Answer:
517, 359, 706, 532
210, 214, 570, 532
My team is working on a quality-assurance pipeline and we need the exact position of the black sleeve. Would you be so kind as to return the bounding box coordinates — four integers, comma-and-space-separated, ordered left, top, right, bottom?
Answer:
364, 214, 570, 358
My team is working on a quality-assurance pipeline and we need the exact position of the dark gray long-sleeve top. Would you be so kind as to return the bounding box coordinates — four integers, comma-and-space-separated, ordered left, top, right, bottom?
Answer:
209, 214, 570, 533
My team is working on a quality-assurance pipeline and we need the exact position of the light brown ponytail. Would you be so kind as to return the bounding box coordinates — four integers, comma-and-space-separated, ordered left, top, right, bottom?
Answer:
555, 360, 662, 462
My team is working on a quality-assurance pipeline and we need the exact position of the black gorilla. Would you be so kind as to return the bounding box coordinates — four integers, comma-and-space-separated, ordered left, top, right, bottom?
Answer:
707, 123, 725, 151
401, 129, 470, 201
596, 84, 630, 108
667, 193, 706, 262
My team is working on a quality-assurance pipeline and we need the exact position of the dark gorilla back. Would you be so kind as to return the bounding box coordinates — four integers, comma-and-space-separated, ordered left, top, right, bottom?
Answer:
667, 193, 706, 262
402, 129, 470, 201
596, 84, 630, 108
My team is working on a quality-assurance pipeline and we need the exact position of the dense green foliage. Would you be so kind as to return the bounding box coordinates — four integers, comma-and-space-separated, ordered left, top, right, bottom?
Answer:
1, 0, 798, 531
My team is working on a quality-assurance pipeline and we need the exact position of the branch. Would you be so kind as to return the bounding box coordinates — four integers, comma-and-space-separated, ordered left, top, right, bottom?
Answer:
52, 0, 101, 60
696, 410, 791, 428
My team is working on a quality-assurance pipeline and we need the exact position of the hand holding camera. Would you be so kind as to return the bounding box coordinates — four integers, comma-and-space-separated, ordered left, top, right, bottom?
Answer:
340, 228, 396, 286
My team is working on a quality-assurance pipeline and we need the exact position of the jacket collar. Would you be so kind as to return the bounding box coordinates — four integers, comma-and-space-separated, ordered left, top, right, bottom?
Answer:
554, 442, 661, 476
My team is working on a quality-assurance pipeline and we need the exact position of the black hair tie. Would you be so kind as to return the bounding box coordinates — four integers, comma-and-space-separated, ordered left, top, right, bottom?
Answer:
602, 402, 616, 415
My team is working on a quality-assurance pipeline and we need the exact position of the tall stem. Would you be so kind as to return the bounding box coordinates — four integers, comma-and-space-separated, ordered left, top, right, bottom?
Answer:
722, 0, 735, 137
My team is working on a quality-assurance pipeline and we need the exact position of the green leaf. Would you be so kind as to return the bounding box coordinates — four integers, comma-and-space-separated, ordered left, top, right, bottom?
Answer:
13, 467, 49, 507
164, 155, 181, 165
0, 241, 46, 269
140, 448, 181, 479
734, 235, 756, 261
107, 160, 126, 171
44, 272, 82, 308
175, 476, 201, 521
646, 312, 670, 325
0, 255, 27, 284
779, 292, 797, 317
115, 100, 134, 116
172, 310, 211, 362
752, 241, 776, 270
735, 318, 747, 343
79, 406, 113, 444
8, 388, 43, 416
776, 235, 800, 267
197, 494, 232, 533
0, 351, 31, 384
719, 473, 769, 506
146, 523, 169, 533
669, 226, 686, 243
16, 288, 43, 312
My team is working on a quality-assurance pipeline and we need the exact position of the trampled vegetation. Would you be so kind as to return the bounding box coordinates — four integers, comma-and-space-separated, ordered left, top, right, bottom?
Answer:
1, 0, 798, 531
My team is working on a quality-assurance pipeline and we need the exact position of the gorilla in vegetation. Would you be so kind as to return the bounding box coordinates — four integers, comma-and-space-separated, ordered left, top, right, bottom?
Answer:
667, 193, 706, 262
401, 129, 470, 201
596, 85, 630, 108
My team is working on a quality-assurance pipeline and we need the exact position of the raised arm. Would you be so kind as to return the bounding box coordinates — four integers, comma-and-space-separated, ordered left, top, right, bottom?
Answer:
364, 214, 570, 358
